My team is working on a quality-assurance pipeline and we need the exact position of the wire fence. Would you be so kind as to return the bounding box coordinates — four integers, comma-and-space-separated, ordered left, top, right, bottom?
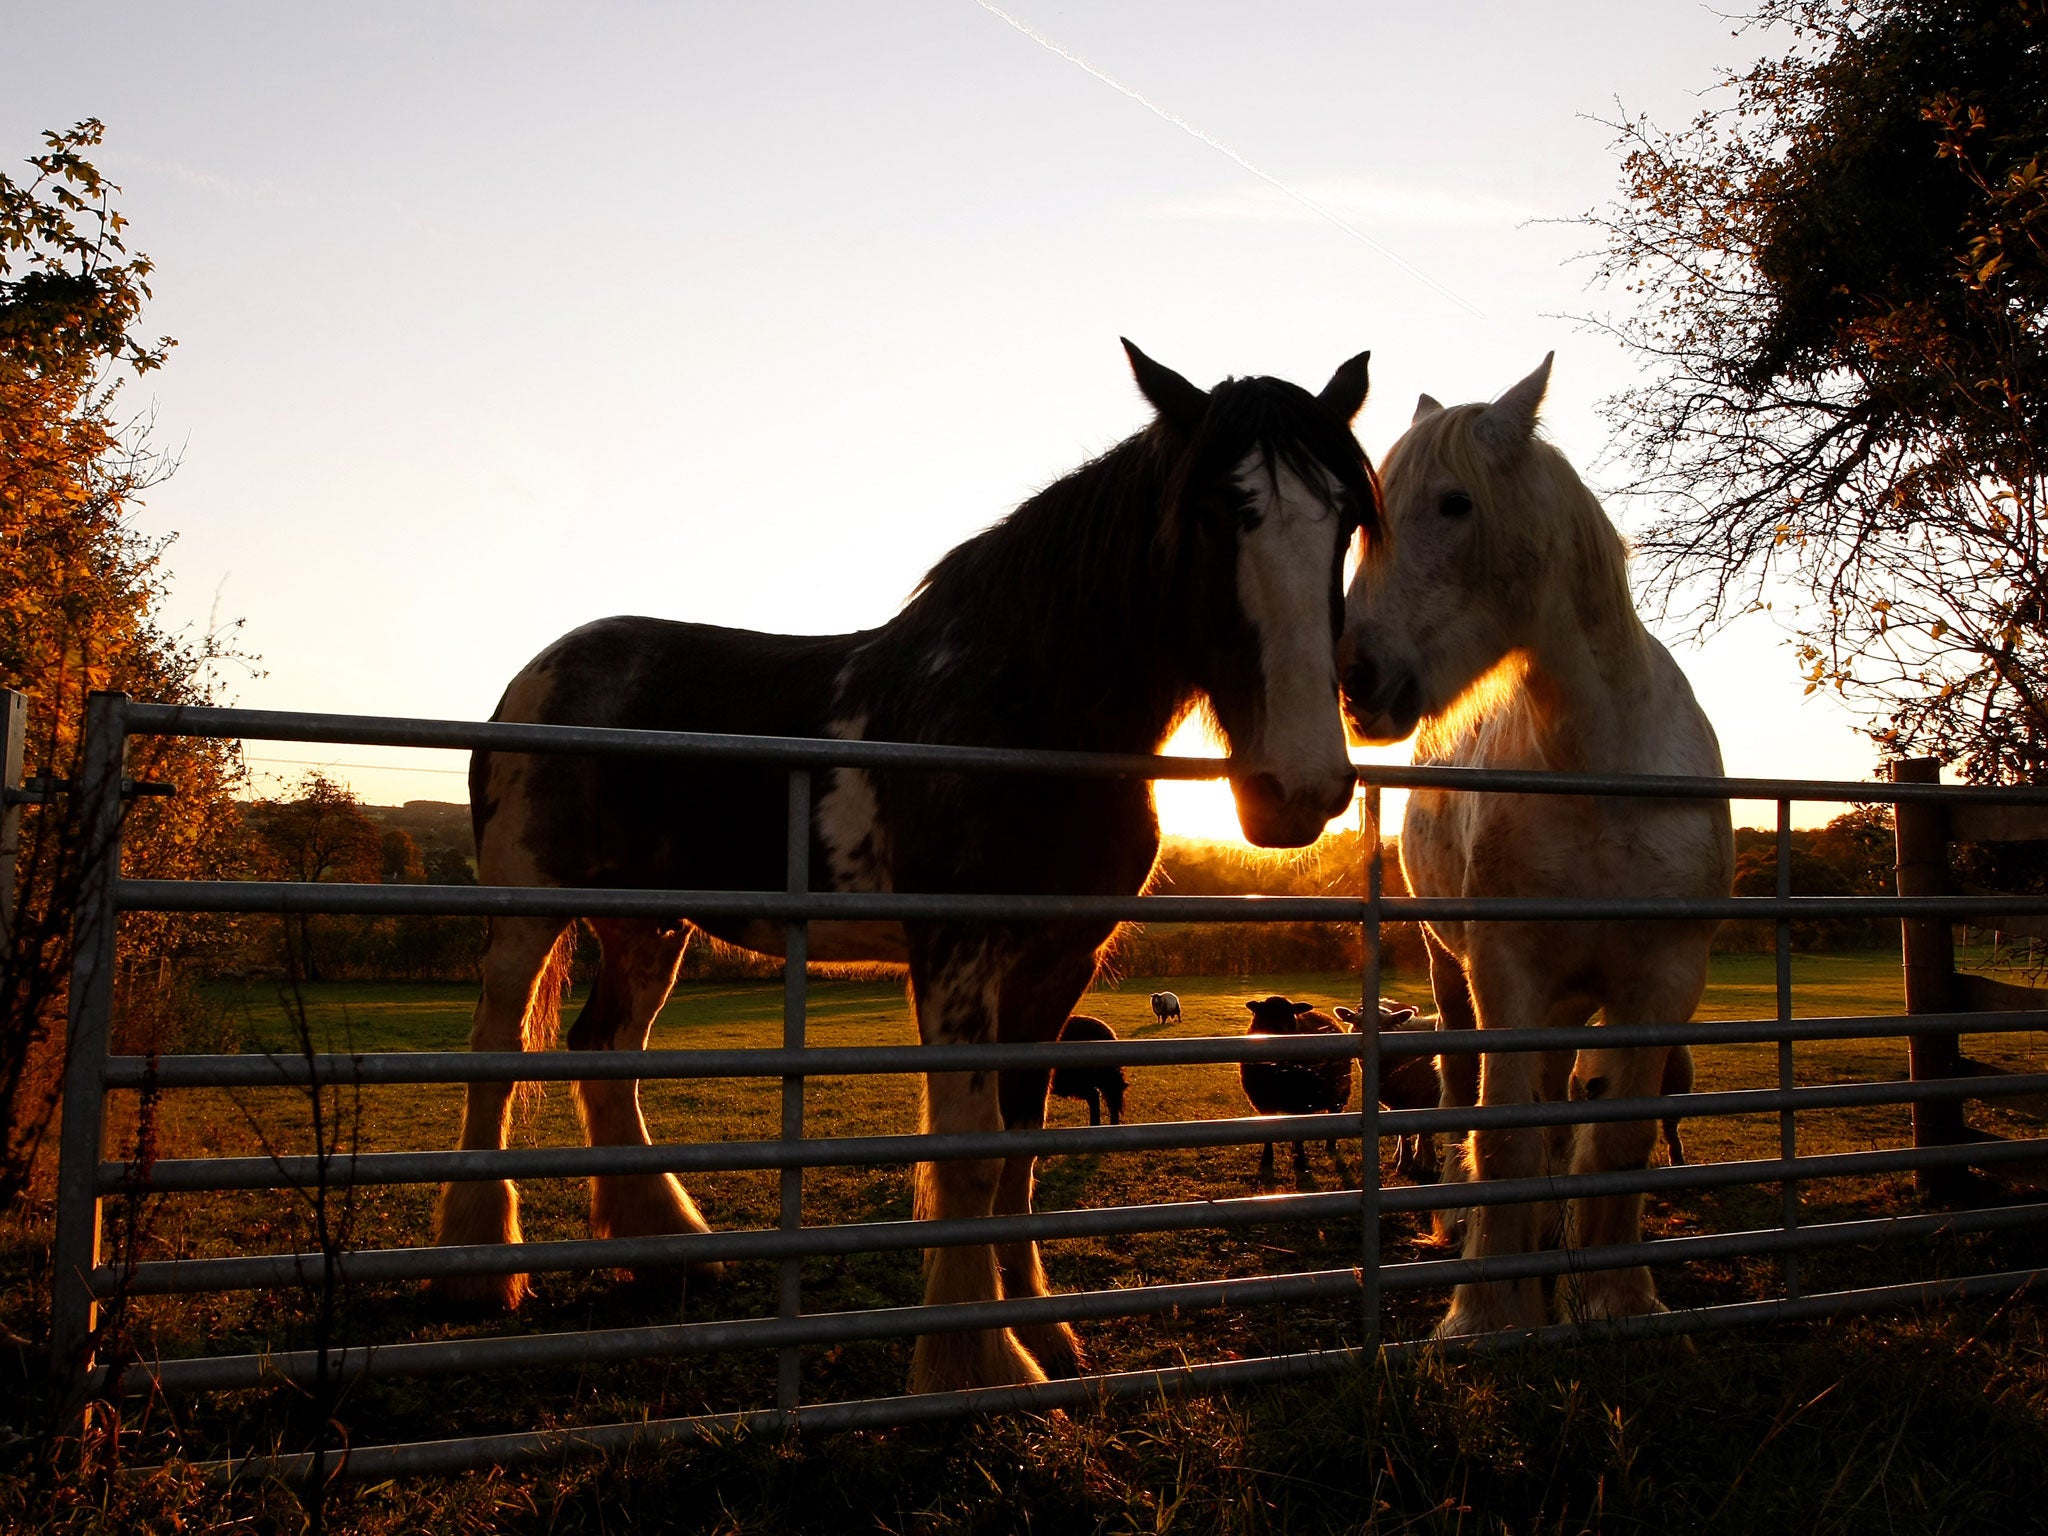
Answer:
35, 693, 2048, 1480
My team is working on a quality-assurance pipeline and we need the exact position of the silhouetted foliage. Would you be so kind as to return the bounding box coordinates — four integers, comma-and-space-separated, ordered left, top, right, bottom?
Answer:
1583, 0, 2048, 781
0, 121, 246, 1204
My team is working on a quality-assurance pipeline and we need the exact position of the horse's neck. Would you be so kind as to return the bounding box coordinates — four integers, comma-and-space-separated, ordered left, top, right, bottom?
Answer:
896, 446, 1198, 755
1515, 588, 1661, 772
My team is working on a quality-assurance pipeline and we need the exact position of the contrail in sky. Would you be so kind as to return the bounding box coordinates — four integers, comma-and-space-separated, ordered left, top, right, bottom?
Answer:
972, 0, 1486, 320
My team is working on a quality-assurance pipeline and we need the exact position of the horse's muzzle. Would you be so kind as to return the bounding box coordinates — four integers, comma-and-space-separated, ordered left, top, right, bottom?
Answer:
1340, 657, 1421, 744
1233, 767, 1357, 848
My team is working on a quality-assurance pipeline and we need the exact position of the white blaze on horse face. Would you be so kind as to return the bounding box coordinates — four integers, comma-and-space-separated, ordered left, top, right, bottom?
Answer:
1229, 450, 1354, 839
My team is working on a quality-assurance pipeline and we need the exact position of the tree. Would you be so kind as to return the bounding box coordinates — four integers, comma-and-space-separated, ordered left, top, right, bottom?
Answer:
1, 122, 247, 1203
245, 773, 383, 981
1583, 0, 2048, 782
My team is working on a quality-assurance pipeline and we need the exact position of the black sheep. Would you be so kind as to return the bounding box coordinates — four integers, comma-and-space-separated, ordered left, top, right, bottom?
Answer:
1240, 996, 1355, 1190
1050, 1014, 1126, 1126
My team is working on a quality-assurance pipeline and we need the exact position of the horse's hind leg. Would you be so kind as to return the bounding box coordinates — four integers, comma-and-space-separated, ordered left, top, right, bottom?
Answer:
433, 914, 569, 1309
1425, 927, 1478, 1237
570, 919, 717, 1279
989, 946, 1102, 1381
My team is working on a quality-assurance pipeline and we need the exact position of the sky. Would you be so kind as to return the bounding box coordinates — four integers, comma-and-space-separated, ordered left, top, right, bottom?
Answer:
6, 2, 1880, 837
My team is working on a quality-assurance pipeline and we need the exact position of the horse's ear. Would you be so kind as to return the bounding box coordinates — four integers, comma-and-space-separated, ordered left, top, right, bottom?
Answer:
1413, 393, 1444, 425
1316, 349, 1371, 424
1475, 353, 1553, 458
1243, 1001, 1258, 1012
1292, 1001, 1315, 1015
1122, 338, 1209, 433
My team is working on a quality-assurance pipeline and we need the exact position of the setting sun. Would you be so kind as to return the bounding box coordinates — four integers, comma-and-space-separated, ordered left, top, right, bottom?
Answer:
1153, 713, 1414, 847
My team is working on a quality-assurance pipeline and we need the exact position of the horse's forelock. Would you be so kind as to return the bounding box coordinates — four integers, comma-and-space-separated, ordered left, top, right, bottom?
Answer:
1381, 399, 1631, 620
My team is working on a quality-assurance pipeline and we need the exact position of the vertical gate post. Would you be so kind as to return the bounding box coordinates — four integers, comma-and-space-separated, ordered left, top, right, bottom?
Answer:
1891, 757, 1969, 1201
0, 689, 25, 965
777, 768, 812, 1414
50, 691, 130, 1383
1358, 786, 1382, 1352
1775, 799, 1801, 1297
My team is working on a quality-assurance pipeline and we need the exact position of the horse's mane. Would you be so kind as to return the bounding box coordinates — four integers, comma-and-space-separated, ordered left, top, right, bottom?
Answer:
896, 376, 1375, 738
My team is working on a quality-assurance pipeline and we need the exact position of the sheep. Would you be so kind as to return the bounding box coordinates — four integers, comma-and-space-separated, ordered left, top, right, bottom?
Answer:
1239, 995, 1355, 1191
1334, 999, 1441, 1181
1049, 1014, 1127, 1126
1150, 991, 1182, 1026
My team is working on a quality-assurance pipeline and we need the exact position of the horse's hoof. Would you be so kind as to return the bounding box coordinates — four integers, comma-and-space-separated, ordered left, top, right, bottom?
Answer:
1015, 1319, 1086, 1379
1555, 1270, 1667, 1325
431, 1269, 528, 1312
910, 1326, 1049, 1393
1434, 1281, 1545, 1338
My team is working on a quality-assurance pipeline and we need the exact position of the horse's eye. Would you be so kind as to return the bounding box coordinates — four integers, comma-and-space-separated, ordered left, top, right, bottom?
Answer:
1438, 491, 1474, 518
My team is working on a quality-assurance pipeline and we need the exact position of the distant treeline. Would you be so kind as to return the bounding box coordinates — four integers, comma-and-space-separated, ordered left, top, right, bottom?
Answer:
166, 781, 1912, 990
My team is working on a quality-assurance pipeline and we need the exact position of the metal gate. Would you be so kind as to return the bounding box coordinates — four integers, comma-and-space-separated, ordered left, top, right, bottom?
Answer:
35, 692, 2048, 1479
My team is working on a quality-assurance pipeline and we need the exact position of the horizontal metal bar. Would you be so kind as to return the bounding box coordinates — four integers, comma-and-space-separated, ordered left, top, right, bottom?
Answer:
1411, 1008, 2048, 1058
191, 1266, 2048, 1482
1379, 1200, 2048, 1291
1380, 1134, 2048, 1216
101, 1110, 1378, 1193
119, 1198, 2048, 1394
100, 1064, 2048, 1195
113, 877, 2048, 925
97, 1007, 2048, 1093
119, 1264, 1371, 1394
1379, 1070, 2048, 1138
103, 1125, 2048, 1298
103, 1032, 1385, 1090
100, 1187, 1367, 1295
121, 703, 2048, 806
122, 704, 1224, 782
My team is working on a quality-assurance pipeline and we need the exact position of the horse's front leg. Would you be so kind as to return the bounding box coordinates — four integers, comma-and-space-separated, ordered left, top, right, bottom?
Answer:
569, 920, 717, 1281
433, 915, 568, 1309
1554, 1034, 1681, 1324
1437, 949, 1553, 1337
907, 930, 1045, 1393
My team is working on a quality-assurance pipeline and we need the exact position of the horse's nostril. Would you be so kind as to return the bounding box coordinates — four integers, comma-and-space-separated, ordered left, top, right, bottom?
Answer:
1344, 657, 1377, 704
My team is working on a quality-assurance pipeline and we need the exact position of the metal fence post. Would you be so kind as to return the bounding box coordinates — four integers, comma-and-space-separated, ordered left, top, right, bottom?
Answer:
1776, 799, 1801, 1297
1892, 758, 1970, 1201
777, 768, 812, 1413
1359, 786, 1383, 1351
49, 691, 129, 1383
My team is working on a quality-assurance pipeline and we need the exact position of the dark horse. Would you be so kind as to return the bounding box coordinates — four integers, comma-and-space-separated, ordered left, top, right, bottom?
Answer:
436, 341, 1378, 1393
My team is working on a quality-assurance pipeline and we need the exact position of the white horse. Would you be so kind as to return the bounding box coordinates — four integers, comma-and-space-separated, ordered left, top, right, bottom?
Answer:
1339, 356, 1732, 1335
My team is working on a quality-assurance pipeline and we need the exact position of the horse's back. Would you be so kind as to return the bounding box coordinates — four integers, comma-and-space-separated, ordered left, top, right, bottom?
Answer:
473, 617, 866, 891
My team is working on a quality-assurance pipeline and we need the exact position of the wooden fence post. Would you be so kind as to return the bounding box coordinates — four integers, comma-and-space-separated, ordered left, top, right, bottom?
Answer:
1891, 757, 1971, 1201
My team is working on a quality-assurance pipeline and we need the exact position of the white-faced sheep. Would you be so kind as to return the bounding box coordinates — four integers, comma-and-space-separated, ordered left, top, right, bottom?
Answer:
1049, 1014, 1126, 1126
1240, 995, 1354, 1191
1150, 991, 1182, 1026
1333, 999, 1440, 1181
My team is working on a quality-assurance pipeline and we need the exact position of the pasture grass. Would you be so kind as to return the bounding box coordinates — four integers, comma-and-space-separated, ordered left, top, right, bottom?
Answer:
5, 950, 2048, 1530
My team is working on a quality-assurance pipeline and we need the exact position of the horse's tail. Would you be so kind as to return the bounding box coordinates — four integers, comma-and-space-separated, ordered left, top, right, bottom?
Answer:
522, 925, 578, 1052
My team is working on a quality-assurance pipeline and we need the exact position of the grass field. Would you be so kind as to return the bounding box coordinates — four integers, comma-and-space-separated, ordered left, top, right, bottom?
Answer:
8, 950, 2048, 1532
